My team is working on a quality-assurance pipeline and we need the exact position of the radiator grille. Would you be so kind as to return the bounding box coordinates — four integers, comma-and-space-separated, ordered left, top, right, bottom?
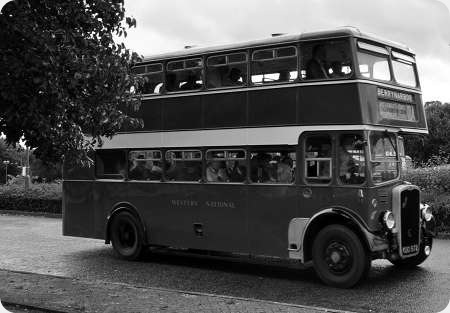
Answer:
399, 189, 420, 257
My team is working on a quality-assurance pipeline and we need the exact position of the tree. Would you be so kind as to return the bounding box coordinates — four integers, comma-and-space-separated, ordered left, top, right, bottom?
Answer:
0, 138, 24, 183
0, 0, 143, 165
405, 101, 450, 165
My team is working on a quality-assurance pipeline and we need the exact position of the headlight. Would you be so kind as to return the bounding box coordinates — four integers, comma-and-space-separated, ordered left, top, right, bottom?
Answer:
421, 203, 433, 222
383, 211, 395, 229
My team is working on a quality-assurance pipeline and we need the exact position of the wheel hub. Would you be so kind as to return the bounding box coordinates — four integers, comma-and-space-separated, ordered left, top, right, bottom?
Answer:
325, 241, 353, 274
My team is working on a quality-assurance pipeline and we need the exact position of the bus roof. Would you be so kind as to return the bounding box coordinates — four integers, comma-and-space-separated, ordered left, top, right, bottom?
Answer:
142, 27, 413, 63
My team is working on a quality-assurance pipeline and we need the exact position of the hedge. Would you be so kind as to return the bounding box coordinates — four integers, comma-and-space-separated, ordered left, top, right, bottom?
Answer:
403, 165, 450, 232
0, 180, 62, 214
0, 172, 449, 232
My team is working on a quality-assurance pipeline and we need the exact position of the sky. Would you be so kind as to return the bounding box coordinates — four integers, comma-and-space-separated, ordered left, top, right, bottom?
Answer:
0, 0, 449, 103
120, 0, 450, 103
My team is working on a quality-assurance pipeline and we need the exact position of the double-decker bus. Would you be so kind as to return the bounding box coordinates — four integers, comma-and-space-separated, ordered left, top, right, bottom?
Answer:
63, 27, 435, 288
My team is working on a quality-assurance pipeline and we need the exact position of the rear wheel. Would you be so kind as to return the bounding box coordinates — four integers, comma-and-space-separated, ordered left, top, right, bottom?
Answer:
312, 224, 371, 288
110, 211, 145, 261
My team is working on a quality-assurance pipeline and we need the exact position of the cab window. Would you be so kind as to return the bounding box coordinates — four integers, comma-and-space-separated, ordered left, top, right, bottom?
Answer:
338, 134, 366, 185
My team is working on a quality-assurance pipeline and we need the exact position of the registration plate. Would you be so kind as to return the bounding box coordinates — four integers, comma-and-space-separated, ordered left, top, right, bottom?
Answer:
402, 244, 419, 255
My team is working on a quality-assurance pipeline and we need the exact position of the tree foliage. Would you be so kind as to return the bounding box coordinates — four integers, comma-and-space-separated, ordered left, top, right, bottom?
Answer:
0, 138, 24, 182
0, 0, 143, 165
405, 101, 450, 165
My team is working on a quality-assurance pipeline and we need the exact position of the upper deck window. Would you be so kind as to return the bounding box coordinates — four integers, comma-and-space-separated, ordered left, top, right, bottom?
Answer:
207, 52, 247, 88
357, 41, 391, 81
391, 51, 417, 87
132, 63, 164, 95
166, 58, 203, 92
251, 46, 298, 85
301, 40, 353, 80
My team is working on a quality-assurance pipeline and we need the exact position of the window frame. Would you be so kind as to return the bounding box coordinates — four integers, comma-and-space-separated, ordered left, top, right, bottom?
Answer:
248, 147, 296, 185
166, 57, 205, 93
356, 40, 392, 83
368, 131, 401, 185
302, 134, 333, 186
128, 150, 163, 181
205, 148, 248, 184
391, 50, 418, 88
206, 52, 248, 89
250, 45, 298, 86
336, 133, 367, 186
95, 149, 127, 180
133, 63, 164, 95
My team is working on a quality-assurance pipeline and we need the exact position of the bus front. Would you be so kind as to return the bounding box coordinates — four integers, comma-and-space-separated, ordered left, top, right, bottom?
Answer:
355, 37, 434, 266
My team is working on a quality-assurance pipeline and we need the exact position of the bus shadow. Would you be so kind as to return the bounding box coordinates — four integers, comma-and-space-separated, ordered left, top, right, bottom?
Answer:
141, 248, 319, 282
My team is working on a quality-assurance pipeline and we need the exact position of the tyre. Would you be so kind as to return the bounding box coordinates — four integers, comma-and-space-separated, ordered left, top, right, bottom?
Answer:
312, 224, 371, 288
110, 211, 145, 261
389, 237, 432, 268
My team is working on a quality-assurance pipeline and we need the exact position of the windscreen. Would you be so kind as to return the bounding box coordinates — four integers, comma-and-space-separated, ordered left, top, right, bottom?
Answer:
369, 131, 399, 184
391, 51, 417, 87
357, 42, 390, 81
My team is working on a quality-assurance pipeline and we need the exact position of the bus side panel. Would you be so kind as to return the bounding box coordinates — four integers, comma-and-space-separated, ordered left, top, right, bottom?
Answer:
132, 183, 249, 253
162, 96, 202, 130
196, 184, 248, 253
248, 88, 297, 126
203, 92, 247, 128
298, 84, 361, 125
93, 181, 129, 240
63, 181, 96, 239
247, 185, 298, 258
140, 183, 204, 248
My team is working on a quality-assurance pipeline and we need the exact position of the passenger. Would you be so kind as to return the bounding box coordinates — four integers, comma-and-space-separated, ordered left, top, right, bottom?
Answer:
183, 162, 202, 181
206, 161, 228, 182
129, 156, 151, 180
165, 154, 178, 180
165, 72, 177, 92
339, 138, 361, 184
306, 44, 329, 79
251, 153, 271, 183
225, 68, 244, 86
226, 160, 246, 182
148, 160, 163, 180
329, 61, 344, 78
180, 71, 202, 90
278, 71, 291, 82
277, 157, 293, 183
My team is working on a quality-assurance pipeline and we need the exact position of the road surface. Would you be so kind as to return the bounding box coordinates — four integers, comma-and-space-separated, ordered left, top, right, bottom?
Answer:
0, 214, 448, 313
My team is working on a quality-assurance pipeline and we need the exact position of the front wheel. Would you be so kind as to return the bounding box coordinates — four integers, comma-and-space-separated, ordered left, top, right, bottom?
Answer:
312, 224, 371, 288
110, 211, 145, 261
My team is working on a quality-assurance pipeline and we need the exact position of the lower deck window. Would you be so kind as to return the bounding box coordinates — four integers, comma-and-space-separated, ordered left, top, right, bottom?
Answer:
206, 149, 247, 183
95, 150, 126, 179
129, 150, 162, 181
165, 150, 202, 182
250, 150, 295, 184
